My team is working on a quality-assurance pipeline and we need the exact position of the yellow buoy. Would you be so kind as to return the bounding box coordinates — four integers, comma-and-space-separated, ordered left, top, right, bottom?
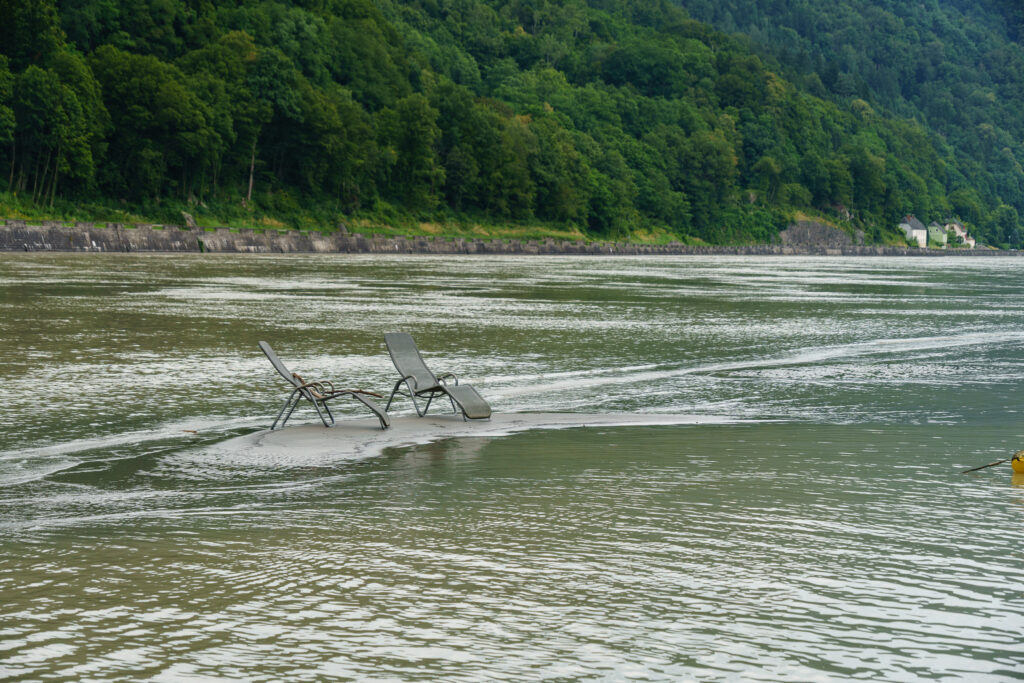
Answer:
1013, 450, 1024, 474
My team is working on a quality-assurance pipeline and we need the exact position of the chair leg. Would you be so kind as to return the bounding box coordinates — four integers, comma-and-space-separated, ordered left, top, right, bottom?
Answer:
271, 390, 300, 430
280, 394, 303, 429
406, 381, 428, 416
311, 398, 335, 427
409, 392, 426, 416
388, 379, 434, 417
386, 379, 405, 412
445, 391, 465, 421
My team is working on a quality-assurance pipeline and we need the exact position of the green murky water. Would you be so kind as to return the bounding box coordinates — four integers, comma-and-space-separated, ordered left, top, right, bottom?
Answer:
1, 254, 1023, 680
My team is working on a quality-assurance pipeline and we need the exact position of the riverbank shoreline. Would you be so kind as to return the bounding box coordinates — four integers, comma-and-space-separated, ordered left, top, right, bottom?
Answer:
0, 219, 1015, 256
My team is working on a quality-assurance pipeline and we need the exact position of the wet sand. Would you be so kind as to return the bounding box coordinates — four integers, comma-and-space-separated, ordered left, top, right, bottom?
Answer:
213, 412, 740, 465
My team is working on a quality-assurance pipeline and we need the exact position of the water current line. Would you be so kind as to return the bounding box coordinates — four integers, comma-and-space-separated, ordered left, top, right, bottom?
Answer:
492, 329, 1024, 399
0, 415, 268, 485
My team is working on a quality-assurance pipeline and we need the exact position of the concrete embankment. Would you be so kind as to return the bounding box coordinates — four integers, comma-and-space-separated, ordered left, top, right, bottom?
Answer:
0, 219, 1014, 256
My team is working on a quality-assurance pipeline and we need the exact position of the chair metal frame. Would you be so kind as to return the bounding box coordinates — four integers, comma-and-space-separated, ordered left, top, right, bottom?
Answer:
386, 372, 459, 418
383, 332, 491, 421
259, 341, 390, 430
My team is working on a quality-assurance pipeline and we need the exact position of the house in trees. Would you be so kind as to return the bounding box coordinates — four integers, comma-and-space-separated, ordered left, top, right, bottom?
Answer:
944, 220, 976, 248
927, 221, 947, 246
899, 215, 928, 247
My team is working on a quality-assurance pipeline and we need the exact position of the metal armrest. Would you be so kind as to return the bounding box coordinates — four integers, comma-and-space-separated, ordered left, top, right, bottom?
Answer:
293, 375, 331, 400
345, 389, 384, 399
436, 372, 459, 386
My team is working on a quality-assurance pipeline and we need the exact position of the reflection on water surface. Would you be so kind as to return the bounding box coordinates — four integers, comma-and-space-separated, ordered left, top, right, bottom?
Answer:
2, 254, 1023, 680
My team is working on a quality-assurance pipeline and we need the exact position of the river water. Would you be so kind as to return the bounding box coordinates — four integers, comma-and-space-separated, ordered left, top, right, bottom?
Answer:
1, 253, 1023, 680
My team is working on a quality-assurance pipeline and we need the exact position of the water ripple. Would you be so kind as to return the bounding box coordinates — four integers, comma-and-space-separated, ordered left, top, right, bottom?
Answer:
3, 254, 1024, 680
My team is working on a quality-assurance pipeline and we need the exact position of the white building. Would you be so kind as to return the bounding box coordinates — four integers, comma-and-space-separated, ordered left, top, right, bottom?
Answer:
899, 215, 928, 248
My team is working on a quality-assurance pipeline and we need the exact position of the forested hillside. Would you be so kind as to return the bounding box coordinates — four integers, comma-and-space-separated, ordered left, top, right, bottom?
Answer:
680, 0, 1024, 247
0, 0, 1019, 245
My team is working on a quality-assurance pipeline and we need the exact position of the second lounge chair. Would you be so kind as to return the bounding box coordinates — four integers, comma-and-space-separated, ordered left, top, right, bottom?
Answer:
259, 341, 390, 430
384, 332, 491, 420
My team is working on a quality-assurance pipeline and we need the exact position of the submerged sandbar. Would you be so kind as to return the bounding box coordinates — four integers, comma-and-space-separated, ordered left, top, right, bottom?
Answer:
213, 412, 740, 466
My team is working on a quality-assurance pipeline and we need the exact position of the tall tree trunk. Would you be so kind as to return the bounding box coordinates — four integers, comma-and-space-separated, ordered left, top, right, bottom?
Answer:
8, 139, 14, 189
33, 152, 49, 203
41, 151, 53, 203
49, 173, 58, 207
49, 148, 60, 208
246, 139, 256, 203
29, 154, 38, 200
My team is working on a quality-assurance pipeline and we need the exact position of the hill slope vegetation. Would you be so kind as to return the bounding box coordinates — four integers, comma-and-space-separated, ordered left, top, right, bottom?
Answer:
680, 0, 1024, 247
0, 0, 1019, 246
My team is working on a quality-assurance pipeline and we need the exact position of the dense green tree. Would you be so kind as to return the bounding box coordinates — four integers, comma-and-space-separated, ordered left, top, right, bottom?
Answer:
530, 115, 589, 223
489, 112, 538, 218
10, 64, 97, 205
679, 130, 738, 236
0, 0, 1018, 245
89, 45, 213, 199
390, 93, 445, 210
56, 0, 121, 53
990, 203, 1020, 246
0, 0, 64, 70
0, 56, 15, 162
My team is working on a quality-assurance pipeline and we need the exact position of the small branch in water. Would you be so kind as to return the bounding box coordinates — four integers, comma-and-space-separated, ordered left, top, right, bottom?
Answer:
961, 459, 1008, 474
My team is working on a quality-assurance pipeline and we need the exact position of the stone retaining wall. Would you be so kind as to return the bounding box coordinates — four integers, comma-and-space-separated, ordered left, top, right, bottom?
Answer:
0, 219, 1014, 256
779, 220, 864, 247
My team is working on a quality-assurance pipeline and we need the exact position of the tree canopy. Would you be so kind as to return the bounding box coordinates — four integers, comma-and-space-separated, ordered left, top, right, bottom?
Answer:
0, 0, 1019, 245
679, 0, 1024, 246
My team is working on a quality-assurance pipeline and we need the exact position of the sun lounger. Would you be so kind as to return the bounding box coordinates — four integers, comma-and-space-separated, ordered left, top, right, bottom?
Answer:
259, 341, 390, 430
384, 332, 491, 420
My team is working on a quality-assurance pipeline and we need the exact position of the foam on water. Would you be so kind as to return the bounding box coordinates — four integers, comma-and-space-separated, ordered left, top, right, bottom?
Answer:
0, 415, 265, 485
492, 329, 1024, 400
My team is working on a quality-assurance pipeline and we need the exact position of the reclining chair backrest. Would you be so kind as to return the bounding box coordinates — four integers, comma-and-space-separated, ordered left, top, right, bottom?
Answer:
259, 341, 316, 400
384, 332, 439, 391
